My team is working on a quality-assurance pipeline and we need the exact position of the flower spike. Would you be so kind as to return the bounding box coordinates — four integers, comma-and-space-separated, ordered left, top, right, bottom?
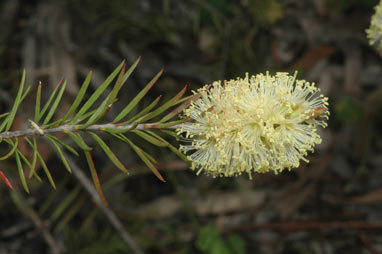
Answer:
177, 72, 329, 178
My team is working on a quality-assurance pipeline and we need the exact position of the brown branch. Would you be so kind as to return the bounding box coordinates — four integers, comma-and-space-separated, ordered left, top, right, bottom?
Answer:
11, 191, 61, 254
224, 220, 382, 234
59, 149, 145, 254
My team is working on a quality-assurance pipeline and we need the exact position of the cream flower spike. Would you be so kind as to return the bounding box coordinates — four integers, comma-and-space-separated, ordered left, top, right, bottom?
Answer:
366, 0, 382, 51
177, 72, 329, 178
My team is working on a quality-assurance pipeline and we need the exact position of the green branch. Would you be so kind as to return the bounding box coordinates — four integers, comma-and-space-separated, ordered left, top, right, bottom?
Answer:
0, 58, 192, 204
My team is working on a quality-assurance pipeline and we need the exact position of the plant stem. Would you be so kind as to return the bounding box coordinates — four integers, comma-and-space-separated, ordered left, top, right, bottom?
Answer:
0, 122, 180, 139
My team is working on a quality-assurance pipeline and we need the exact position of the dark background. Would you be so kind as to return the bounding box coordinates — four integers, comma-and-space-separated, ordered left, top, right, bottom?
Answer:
0, 0, 381, 253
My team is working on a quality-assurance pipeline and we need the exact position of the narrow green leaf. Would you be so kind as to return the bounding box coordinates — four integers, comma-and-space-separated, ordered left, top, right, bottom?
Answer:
124, 136, 165, 182
84, 151, 108, 206
24, 137, 38, 178
123, 95, 162, 124
88, 132, 129, 174
84, 57, 141, 125
0, 112, 9, 119
66, 132, 92, 151
139, 146, 158, 164
139, 85, 187, 122
20, 85, 31, 103
176, 93, 198, 105
160, 129, 178, 138
15, 149, 32, 170
0, 117, 8, 133
0, 138, 18, 160
43, 80, 67, 125
83, 64, 127, 126
103, 62, 126, 106
90, 57, 141, 125
132, 130, 167, 147
75, 108, 97, 124
50, 185, 81, 222
6, 69, 26, 131
36, 152, 56, 189
15, 151, 29, 193
146, 130, 189, 162
15, 149, 41, 182
71, 61, 125, 123
45, 134, 79, 156
112, 133, 158, 164
120, 57, 141, 87
113, 69, 163, 123
45, 135, 72, 173
38, 78, 64, 123
160, 92, 200, 123
81, 93, 112, 127
34, 82, 42, 122
61, 71, 93, 122
31, 170, 42, 182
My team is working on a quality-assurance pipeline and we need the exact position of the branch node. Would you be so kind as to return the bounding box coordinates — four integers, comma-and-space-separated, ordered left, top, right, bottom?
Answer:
28, 119, 44, 135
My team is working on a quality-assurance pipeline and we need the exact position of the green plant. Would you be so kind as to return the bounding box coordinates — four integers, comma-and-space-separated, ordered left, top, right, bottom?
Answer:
0, 58, 193, 205
0, 59, 330, 202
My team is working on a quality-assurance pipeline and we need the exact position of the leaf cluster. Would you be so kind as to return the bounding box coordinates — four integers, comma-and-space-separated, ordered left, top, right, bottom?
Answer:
0, 58, 192, 205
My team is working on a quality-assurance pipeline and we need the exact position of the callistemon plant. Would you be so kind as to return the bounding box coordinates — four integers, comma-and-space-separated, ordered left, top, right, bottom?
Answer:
177, 72, 329, 178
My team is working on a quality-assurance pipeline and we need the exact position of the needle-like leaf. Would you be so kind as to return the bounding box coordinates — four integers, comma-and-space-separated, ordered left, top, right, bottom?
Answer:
61, 71, 93, 122
85, 151, 108, 206
5, 70, 26, 131
139, 85, 187, 122
24, 137, 38, 178
66, 132, 92, 151
45, 135, 72, 174
88, 132, 129, 175
113, 68, 163, 123
84, 64, 127, 126
123, 136, 165, 182
159, 92, 200, 123
45, 134, 79, 156
36, 152, 56, 189
71, 61, 125, 123
146, 130, 189, 162
0, 138, 18, 160
38, 78, 64, 123
15, 151, 29, 193
43, 80, 67, 125
123, 95, 162, 124
131, 130, 167, 147
34, 82, 42, 122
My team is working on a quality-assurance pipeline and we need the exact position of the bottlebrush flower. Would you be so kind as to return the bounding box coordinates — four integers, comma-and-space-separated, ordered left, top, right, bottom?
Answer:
366, 0, 382, 51
177, 72, 329, 178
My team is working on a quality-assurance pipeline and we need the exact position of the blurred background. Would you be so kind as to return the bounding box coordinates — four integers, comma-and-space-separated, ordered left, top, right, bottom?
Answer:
0, 0, 381, 253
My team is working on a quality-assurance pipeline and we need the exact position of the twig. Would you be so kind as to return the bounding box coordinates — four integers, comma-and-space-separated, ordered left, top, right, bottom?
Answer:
59, 148, 145, 254
11, 191, 61, 254
357, 230, 379, 254
0, 122, 180, 139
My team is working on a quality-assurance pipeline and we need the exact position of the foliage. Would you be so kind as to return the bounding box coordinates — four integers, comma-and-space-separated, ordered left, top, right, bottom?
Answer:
0, 58, 191, 205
